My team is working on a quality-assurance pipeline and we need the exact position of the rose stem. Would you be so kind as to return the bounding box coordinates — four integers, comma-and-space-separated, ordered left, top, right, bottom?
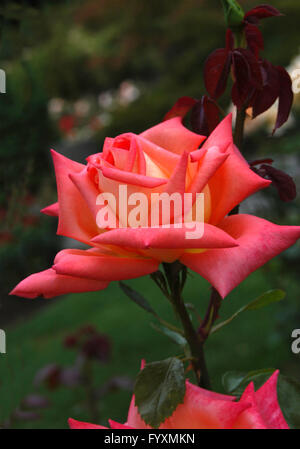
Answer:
233, 106, 246, 151
162, 262, 211, 389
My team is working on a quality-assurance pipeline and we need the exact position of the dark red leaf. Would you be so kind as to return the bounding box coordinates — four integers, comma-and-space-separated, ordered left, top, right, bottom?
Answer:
245, 23, 264, 58
190, 96, 220, 136
250, 60, 280, 118
273, 67, 294, 134
245, 4, 282, 23
250, 158, 274, 166
225, 29, 234, 51
231, 49, 263, 108
163, 96, 197, 121
239, 48, 263, 88
232, 59, 252, 108
261, 164, 297, 202
204, 48, 232, 99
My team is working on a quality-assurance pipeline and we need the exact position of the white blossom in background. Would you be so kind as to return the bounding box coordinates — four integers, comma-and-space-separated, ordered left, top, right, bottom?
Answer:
98, 112, 111, 126
48, 98, 65, 115
74, 99, 90, 117
118, 80, 140, 105
287, 51, 300, 103
98, 91, 114, 109
48, 80, 141, 142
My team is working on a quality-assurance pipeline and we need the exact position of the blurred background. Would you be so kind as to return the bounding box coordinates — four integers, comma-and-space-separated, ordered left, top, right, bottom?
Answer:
0, 0, 300, 428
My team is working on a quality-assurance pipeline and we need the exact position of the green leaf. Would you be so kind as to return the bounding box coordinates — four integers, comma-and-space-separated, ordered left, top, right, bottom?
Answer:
134, 357, 185, 428
278, 375, 300, 429
245, 289, 286, 311
221, 0, 244, 28
119, 281, 157, 316
222, 368, 276, 396
151, 323, 187, 348
211, 290, 285, 334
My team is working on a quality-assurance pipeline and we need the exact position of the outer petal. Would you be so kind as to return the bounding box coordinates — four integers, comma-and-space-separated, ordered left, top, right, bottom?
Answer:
51, 150, 99, 243
160, 382, 248, 429
92, 223, 238, 250
53, 249, 159, 281
68, 418, 107, 429
126, 381, 248, 429
69, 166, 128, 230
68, 167, 101, 223
126, 396, 151, 429
233, 383, 268, 429
180, 214, 300, 298
254, 371, 289, 429
196, 115, 270, 225
108, 420, 134, 429
9, 268, 109, 299
140, 117, 205, 155
208, 147, 271, 225
41, 202, 59, 217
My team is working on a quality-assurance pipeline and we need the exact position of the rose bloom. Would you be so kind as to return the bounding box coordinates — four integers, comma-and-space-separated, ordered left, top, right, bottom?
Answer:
69, 370, 288, 429
11, 114, 300, 299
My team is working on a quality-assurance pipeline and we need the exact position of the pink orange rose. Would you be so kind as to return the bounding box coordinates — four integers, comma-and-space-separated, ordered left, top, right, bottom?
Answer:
11, 114, 300, 299
68, 370, 288, 429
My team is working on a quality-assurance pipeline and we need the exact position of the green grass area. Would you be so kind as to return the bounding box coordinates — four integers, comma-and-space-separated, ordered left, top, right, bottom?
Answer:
1, 265, 299, 429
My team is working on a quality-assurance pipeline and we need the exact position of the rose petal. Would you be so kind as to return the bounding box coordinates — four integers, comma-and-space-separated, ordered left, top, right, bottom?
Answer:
99, 165, 167, 188
68, 418, 106, 429
51, 150, 99, 243
10, 268, 109, 299
255, 371, 289, 429
92, 223, 238, 250
181, 214, 300, 297
68, 167, 102, 223
53, 249, 159, 281
188, 146, 229, 196
108, 420, 133, 429
141, 117, 205, 155
127, 381, 248, 429
233, 383, 268, 429
164, 151, 189, 196
41, 202, 59, 217
197, 115, 270, 225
